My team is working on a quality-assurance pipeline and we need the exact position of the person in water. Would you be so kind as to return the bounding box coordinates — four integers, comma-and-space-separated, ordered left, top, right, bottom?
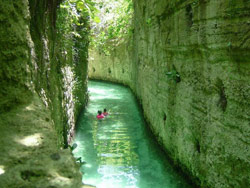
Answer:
96, 110, 105, 119
102, 108, 108, 116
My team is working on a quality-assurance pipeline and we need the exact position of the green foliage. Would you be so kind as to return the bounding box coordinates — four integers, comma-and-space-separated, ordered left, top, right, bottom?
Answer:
94, 16, 101, 23
166, 68, 181, 83
56, 1, 90, 142
146, 18, 152, 27
56, 0, 91, 66
90, 0, 134, 55
75, 157, 87, 165
57, 0, 92, 34
69, 143, 78, 151
56, 0, 133, 55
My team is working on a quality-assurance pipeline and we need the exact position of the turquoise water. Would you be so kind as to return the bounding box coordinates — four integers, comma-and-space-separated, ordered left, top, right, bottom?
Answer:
73, 81, 192, 188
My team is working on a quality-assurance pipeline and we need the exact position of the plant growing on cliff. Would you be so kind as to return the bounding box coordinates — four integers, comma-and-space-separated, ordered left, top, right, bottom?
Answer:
76, 157, 87, 165
69, 143, 78, 151
90, 0, 134, 55
166, 68, 181, 83
146, 18, 152, 27
56, 1, 93, 147
57, 0, 95, 45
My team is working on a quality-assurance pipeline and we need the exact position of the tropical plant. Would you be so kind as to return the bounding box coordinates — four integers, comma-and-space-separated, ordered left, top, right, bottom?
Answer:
90, 0, 134, 55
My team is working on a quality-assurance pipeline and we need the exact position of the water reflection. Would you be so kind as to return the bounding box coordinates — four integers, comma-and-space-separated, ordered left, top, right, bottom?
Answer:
73, 81, 192, 188
89, 113, 139, 187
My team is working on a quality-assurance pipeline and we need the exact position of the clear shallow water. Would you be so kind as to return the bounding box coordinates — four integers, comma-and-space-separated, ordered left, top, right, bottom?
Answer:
73, 81, 192, 188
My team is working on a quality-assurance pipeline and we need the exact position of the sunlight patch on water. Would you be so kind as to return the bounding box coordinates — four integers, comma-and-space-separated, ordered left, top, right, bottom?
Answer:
97, 165, 139, 188
82, 165, 140, 188
89, 88, 122, 100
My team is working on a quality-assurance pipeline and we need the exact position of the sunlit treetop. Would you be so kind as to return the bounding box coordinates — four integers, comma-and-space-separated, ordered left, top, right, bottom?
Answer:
60, 0, 98, 26
90, 0, 134, 55
58, 0, 133, 55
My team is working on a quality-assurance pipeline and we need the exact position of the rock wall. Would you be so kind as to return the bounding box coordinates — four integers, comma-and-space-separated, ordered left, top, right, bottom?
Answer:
89, 41, 134, 87
0, 0, 33, 113
29, 0, 89, 146
89, 0, 250, 187
0, 0, 88, 187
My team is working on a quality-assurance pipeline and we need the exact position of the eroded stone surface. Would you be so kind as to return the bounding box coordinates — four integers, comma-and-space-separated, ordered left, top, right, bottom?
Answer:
0, 95, 83, 188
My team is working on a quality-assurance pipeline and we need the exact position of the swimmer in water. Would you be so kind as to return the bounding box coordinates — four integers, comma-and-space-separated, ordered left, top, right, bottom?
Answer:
96, 110, 105, 119
102, 108, 108, 116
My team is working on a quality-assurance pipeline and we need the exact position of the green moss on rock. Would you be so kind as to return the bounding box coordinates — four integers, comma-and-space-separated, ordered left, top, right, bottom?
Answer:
0, 0, 89, 187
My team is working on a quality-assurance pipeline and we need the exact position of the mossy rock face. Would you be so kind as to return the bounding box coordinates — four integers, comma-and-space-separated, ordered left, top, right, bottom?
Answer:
0, 0, 89, 187
27, 0, 89, 146
0, 95, 83, 188
0, 0, 33, 113
89, 0, 250, 187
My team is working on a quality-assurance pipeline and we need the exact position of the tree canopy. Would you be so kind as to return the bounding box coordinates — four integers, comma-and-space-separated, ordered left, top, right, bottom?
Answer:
90, 0, 133, 55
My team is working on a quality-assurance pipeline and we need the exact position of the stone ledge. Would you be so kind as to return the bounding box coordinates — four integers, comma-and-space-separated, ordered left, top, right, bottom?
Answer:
0, 94, 83, 188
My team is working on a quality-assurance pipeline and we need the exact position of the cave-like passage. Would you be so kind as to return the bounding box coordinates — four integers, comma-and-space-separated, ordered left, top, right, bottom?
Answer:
73, 80, 192, 188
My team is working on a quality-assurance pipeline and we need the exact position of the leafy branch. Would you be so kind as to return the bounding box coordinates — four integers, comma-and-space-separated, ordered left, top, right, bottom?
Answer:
90, 0, 134, 55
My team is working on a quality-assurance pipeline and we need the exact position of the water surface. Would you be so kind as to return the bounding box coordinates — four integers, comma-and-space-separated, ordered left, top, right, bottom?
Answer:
73, 80, 192, 188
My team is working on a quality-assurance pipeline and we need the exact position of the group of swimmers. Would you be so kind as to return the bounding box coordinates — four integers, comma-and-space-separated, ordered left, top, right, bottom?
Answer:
96, 108, 109, 119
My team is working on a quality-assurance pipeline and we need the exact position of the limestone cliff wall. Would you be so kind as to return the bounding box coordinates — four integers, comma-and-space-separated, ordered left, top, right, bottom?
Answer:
0, 0, 88, 146
89, 42, 134, 87
0, 0, 33, 112
89, 0, 250, 187
0, 0, 88, 187
29, 0, 89, 146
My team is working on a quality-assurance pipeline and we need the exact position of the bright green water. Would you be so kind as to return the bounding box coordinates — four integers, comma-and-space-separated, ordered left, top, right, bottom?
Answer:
73, 81, 192, 188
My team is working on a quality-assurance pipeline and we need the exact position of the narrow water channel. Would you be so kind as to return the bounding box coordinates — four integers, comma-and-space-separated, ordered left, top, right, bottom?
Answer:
73, 80, 192, 188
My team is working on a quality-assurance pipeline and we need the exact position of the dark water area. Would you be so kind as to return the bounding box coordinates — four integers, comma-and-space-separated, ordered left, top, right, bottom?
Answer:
73, 80, 192, 188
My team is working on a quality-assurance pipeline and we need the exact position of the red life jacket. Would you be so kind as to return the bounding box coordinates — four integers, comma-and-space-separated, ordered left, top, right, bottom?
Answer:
102, 112, 108, 116
96, 114, 105, 119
